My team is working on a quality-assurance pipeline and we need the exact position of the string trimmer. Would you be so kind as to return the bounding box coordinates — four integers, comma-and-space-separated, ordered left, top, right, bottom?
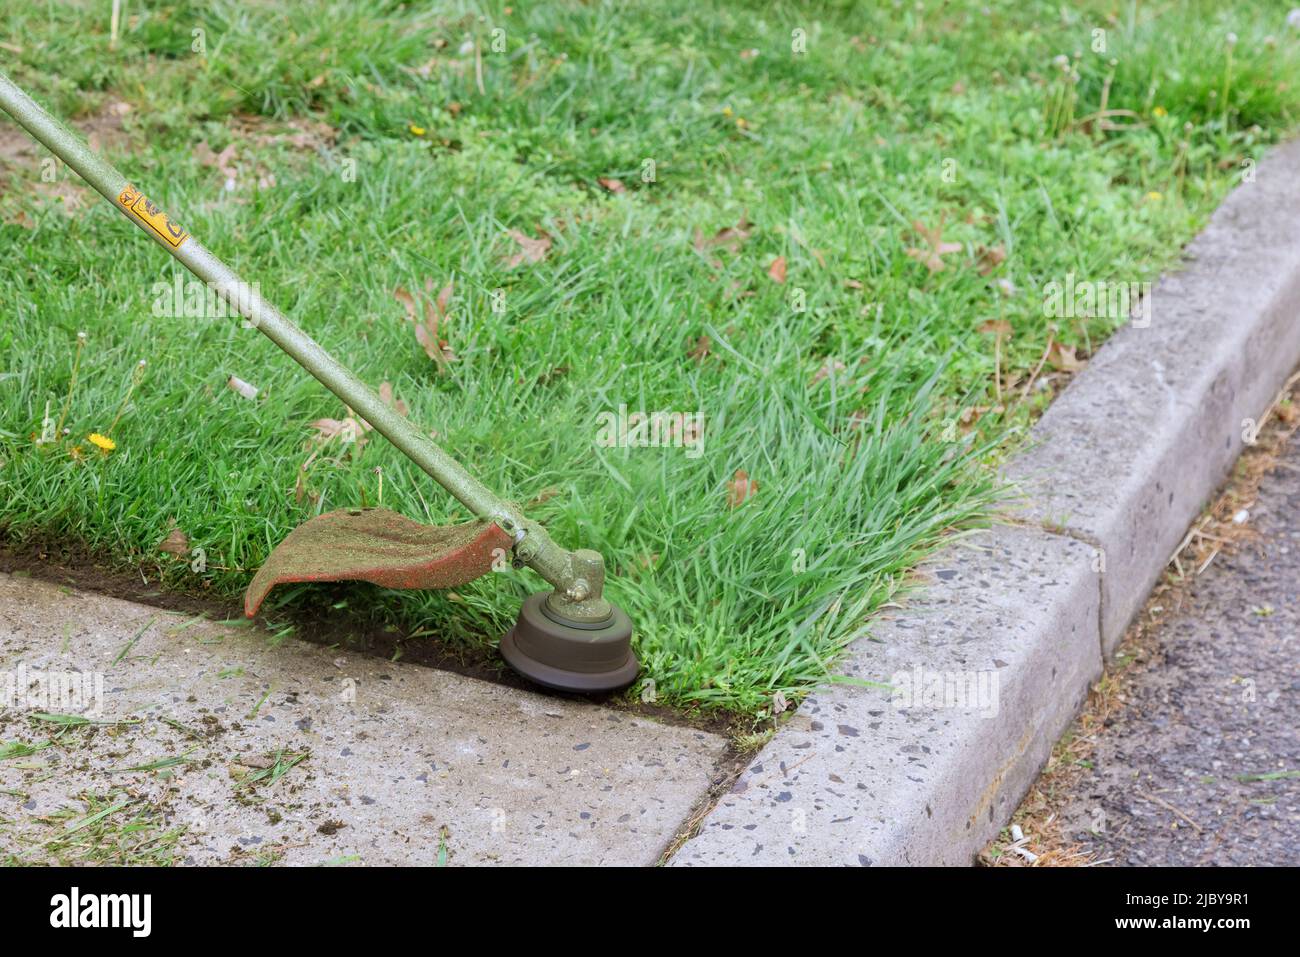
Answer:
0, 71, 638, 693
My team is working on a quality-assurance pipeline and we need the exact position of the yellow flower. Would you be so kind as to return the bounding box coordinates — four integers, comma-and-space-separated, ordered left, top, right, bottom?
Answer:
1153, 106, 1167, 117
88, 433, 116, 452
409, 124, 426, 136
721, 106, 733, 117
1145, 191, 1163, 202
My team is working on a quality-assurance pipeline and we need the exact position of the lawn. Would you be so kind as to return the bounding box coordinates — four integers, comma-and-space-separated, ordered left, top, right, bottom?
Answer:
2, 0, 1299, 715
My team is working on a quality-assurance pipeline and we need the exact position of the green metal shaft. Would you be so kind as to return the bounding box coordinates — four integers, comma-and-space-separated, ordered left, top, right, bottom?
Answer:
0, 70, 603, 610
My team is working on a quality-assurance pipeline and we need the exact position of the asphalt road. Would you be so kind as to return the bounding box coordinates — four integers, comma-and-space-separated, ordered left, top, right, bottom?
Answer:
1054, 433, 1300, 865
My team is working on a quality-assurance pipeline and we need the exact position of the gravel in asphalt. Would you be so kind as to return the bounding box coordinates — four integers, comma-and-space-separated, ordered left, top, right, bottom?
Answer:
1052, 430, 1300, 865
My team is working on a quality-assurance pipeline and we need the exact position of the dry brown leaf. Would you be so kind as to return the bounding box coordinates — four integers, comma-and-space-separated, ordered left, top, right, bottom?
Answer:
431, 279, 453, 320
395, 283, 457, 368
394, 286, 418, 323
959, 404, 1006, 428
693, 218, 752, 256
976, 244, 1006, 276
229, 112, 337, 151
194, 141, 239, 184
502, 229, 552, 269
309, 416, 370, 446
688, 335, 712, 363
1046, 341, 1087, 372
377, 381, 409, 416
978, 319, 1013, 337
767, 256, 788, 283
157, 526, 190, 557
843, 409, 870, 432
527, 486, 562, 507
726, 469, 759, 508
810, 357, 847, 386
723, 279, 754, 302
536, 365, 569, 386
905, 219, 963, 274
5, 209, 35, 230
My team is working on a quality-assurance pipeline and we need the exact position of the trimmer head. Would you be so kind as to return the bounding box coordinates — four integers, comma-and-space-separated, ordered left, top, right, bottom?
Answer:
499, 592, 638, 693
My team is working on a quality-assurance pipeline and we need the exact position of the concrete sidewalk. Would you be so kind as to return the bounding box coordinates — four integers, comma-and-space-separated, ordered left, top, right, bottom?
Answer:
0, 574, 727, 865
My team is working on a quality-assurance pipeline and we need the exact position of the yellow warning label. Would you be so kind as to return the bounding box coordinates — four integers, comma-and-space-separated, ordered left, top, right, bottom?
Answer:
115, 184, 189, 248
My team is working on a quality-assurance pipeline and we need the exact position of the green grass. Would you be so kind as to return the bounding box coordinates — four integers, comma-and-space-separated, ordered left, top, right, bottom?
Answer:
9, 791, 186, 866
2, 0, 1299, 714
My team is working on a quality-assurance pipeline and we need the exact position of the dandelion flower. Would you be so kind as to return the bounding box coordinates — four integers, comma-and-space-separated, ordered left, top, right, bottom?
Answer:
1153, 106, 1167, 117
88, 433, 116, 452
1145, 191, 1163, 202
409, 124, 426, 137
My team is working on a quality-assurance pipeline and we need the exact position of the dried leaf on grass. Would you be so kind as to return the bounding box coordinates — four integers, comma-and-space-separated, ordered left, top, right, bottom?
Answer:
157, 526, 190, 557
303, 381, 408, 468
687, 335, 712, 363
1046, 341, 1087, 372
693, 218, 753, 257
905, 219, 963, 274
501, 229, 552, 269
726, 469, 759, 508
810, 357, 847, 387
976, 244, 1007, 275
377, 381, 409, 416
395, 282, 457, 368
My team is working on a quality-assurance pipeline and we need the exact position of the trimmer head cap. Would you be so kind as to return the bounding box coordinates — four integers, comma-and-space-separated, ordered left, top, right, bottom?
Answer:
499, 592, 638, 693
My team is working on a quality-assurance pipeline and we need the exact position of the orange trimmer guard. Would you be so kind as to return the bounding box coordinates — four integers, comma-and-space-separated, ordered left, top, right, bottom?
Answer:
244, 508, 512, 617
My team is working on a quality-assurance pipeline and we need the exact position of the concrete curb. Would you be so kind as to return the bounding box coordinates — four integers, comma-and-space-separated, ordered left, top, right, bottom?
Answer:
669, 138, 1300, 866
1005, 138, 1300, 654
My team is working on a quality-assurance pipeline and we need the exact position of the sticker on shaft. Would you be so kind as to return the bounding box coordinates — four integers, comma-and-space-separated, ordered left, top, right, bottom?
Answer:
116, 184, 189, 248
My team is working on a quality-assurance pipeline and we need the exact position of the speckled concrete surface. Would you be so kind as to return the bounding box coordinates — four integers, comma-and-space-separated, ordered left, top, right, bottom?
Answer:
671, 525, 1101, 866
0, 574, 727, 865
1053, 435, 1300, 865
1005, 137, 1300, 654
